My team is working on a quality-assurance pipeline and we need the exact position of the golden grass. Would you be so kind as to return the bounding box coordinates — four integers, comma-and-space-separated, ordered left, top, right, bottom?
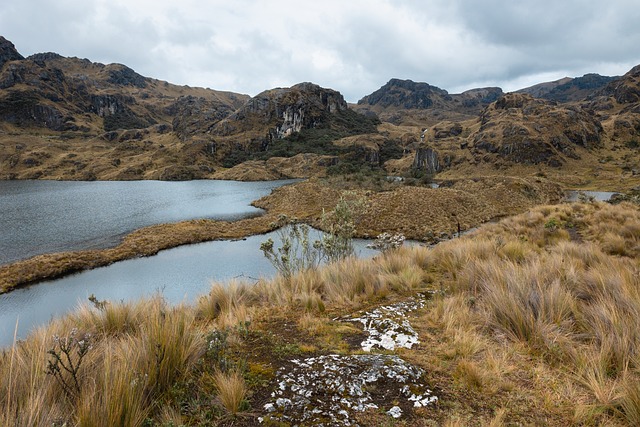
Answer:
213, 369, 248, 415
1, 200, 639, 425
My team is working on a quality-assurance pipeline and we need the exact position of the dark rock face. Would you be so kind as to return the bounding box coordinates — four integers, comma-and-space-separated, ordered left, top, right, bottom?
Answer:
472, 93, 603, 166
212, 82, 349, 139
106, 64, 147, 88
26, 52, 64, 64
358, 78, 450, 109
455, 87, 504, 108
604, 65, 640, 104
0, 90, 65, 130
170, 95, 238, 141
0, 36, 24, 69
412, 147, 440, 174
518, 74, 617, 103
90, 94, 154, 131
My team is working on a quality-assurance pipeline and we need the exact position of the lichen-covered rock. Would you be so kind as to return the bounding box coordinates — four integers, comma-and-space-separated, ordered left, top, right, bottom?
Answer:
340, 296, 428, 352
261, 354, 437, 426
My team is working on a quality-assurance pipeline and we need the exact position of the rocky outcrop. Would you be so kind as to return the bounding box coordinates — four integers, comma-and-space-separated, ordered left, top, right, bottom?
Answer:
169, 95, 239, 141
454, 87, 503, 108
0, 36, 23, 69
206, 82, 378, 167
213, 82, 348, 139
358, 78, 451, 109
0, 90, 65, 130
599, 65, 640, 105
106, 64, 147, 88
412, 146, 440, 174
471, 93, 603, 166
355, 79, 504, 126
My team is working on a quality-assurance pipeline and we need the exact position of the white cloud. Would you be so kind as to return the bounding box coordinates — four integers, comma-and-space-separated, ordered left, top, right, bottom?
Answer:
1, 0, 639, 102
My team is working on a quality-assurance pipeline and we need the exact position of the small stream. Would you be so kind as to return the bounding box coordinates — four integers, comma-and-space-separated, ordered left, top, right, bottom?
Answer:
565, 190, 618, 202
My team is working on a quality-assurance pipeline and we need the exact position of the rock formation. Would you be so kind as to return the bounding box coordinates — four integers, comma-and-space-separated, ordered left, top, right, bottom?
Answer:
470, 93, 603, 166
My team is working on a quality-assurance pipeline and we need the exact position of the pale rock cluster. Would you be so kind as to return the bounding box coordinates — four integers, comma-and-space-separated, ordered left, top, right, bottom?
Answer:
259, 354, 437, 426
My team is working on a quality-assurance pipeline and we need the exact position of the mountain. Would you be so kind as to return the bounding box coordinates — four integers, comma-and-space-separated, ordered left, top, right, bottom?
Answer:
353, 78, 503, 126
0, 35, 639, 186
0, 37, 377, 180
517, 73, 617, 103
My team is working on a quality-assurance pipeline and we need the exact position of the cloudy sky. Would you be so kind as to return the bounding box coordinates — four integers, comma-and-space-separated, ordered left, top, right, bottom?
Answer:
2, 0, 639, 102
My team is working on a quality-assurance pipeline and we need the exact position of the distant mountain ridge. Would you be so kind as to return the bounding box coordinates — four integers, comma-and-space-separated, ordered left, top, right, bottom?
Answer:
0, 35, 638, 183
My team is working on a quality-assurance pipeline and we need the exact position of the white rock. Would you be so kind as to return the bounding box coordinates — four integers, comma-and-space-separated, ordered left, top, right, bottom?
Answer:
387, 406, 403, 418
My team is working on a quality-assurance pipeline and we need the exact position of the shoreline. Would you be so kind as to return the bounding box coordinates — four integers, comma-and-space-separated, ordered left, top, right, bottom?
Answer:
0, 175, 571, 294
0, 214, 281, 294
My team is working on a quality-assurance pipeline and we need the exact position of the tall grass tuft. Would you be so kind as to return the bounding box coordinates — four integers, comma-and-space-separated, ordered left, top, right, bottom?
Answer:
214, 369, 248, 415
71, 299, 148, 337
620, 374, 640, 425
197, 280, 255, 322
76, 348, 149, 427
126, 298, 206, 401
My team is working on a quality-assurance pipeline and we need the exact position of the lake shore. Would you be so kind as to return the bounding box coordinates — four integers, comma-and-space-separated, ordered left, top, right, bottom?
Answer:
0, 176, 565, 294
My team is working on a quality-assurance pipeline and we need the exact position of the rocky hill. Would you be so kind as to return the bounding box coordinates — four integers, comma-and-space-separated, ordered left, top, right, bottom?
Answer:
517, 73, 617, 103
0, 35, 639, 187
0, 37, 378, 180
353, 78, 503, 126
469, 93, 603, 166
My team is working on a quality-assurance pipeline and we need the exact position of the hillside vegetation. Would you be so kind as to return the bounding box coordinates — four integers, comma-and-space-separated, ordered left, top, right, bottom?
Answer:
1, 35, 639, 188
1, 199, 639, 426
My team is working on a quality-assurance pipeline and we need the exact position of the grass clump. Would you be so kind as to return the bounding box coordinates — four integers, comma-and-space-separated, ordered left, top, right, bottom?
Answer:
1, 200, 639, 425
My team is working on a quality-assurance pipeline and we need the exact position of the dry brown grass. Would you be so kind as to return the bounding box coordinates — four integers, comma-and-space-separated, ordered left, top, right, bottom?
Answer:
213, 369, 248, 415
1, 200, 639, 426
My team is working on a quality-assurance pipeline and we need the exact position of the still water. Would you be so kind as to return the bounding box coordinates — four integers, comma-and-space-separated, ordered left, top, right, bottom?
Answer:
0, 179, 380, 347
0, 231, 379, 347
565, 190, 618, 202
0, 179, 297, 265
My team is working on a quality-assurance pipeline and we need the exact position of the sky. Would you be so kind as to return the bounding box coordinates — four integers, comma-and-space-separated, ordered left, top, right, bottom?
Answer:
1, 0, 639, 103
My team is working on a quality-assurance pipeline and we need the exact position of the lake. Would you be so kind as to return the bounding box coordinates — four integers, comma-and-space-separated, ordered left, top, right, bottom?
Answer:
0, 179, 297, 265
0, 179, 382, 347
0, 230, 379, 347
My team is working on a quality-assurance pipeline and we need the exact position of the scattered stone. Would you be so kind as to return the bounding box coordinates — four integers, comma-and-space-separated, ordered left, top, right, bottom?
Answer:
339, 296, 428, 352
261, 354, 437, 426
387, 406, 403, 418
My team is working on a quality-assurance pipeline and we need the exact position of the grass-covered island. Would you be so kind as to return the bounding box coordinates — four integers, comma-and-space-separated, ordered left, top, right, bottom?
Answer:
1, 198, 639, 426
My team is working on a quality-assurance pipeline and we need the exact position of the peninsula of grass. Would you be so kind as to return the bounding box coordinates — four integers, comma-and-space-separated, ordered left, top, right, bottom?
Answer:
0, 176, 563, 294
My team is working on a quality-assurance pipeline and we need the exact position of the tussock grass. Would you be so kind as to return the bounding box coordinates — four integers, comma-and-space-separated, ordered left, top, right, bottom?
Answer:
1, 200, 639, 425
422, 201, 640, 425
213, 369, 248, 415
76, 348, 150, 427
